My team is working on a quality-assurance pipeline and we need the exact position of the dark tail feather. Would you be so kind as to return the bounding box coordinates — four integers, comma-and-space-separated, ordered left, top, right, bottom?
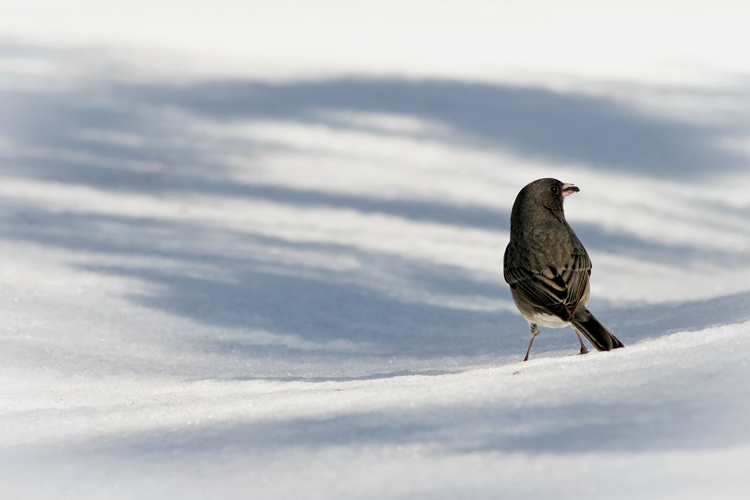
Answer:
571, 307, 624, 352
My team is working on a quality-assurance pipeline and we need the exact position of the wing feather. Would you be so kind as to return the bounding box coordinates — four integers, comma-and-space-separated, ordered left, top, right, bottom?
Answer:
505, 252, 591, 322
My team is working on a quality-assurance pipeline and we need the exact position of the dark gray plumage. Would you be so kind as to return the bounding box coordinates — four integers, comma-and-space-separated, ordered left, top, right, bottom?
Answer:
504, 178, 623, 361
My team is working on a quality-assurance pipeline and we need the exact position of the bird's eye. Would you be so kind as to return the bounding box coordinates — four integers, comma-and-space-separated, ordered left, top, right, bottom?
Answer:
551, 186, 559, 194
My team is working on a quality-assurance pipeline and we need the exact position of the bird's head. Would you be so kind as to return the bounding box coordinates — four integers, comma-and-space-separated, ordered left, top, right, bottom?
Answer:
517, 178, 579, 214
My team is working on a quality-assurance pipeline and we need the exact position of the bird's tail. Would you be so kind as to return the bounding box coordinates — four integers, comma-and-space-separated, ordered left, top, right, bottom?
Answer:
571, 307, 623, 351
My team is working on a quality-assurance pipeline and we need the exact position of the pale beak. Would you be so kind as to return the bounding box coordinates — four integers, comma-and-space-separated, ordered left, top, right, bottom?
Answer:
562, 183, 579, 198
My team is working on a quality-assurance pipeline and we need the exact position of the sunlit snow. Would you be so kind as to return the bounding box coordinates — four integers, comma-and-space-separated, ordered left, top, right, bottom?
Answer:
2, 2, 750, 499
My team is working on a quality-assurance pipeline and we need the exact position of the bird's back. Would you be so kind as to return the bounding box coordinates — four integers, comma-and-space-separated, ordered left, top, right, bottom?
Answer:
505, 197, 592, 323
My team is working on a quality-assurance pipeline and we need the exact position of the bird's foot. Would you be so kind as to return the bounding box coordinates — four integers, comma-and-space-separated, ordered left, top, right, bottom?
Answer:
579, 346, 589, 355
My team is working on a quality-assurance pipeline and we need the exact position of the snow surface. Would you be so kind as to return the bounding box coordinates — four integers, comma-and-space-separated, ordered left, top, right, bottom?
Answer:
2, 1, 750, 498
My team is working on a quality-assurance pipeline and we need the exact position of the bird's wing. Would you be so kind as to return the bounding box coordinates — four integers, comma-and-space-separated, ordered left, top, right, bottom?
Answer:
505, 252, 591, 322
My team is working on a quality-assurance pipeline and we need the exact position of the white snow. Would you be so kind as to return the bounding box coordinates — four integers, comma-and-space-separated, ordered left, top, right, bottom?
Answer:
2, 1, 750, 498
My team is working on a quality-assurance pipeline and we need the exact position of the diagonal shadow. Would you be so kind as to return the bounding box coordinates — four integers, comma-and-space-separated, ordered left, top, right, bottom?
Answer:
2, 42, 750, 374
2, 199, 749, 374
0, 67, 745, 192
115, 78, 745, 178
1, 61, 748, 270
0, 202, 514, 359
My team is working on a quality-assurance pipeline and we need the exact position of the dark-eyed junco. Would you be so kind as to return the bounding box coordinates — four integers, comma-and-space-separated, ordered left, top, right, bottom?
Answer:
504, 178, 623, 361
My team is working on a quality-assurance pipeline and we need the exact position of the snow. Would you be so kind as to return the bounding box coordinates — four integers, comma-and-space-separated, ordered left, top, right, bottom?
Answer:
2, 1, 750, 498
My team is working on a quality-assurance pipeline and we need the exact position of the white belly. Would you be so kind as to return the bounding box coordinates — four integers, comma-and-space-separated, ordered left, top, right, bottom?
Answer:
533, 312, 570, 329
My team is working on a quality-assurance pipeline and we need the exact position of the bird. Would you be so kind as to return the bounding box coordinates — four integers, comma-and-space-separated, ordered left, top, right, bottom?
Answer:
503, 178, 623, 361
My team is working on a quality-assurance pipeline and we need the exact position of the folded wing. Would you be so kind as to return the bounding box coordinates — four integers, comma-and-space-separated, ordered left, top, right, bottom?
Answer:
504, 251, 591, 322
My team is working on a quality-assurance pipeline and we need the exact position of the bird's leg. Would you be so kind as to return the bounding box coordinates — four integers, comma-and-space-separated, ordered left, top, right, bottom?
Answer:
524, 323, 539, 361
573, 327, 589, 355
